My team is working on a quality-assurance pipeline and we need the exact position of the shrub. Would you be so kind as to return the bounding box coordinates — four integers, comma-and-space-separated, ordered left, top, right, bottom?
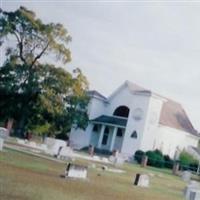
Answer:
163, 155, 174, 169
179, 150, 198, 171
134, 150, 145, 164
146, 149, 164, 168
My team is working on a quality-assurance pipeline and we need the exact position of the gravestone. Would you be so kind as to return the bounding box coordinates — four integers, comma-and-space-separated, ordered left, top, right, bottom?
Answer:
88, 145, 94, 156
45, 137, 66, 156
141, 155, 148, 168
65, 163, 88, 179
184, 181, 200, 200
173, 161, 180, 175
182, 171, 191, 182
0, 127, 8, 151
58, 146, 74, 161
134, 174, 150, 187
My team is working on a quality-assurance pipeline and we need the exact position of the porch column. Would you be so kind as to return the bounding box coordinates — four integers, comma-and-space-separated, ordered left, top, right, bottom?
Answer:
110, 127, 117, 151
97, 125, 105, 148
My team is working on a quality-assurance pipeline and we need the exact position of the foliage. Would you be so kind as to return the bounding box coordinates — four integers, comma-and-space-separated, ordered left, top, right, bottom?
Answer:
163, 155, 174, 169
179, 150, 198, 171
146, 149, 165, 168
134, 150, 145, 164
0, 7, 89, 137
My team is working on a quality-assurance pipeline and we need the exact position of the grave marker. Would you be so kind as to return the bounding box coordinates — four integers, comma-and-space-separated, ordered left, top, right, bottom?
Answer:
134, 174, 150, 187
65, 163, 88, 179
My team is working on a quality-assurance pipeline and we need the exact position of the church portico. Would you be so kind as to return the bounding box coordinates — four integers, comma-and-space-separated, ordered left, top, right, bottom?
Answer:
90, 115, 127, 152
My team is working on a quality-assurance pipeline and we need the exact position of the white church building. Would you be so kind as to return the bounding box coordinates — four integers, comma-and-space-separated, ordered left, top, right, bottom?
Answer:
70, 81, 199, 158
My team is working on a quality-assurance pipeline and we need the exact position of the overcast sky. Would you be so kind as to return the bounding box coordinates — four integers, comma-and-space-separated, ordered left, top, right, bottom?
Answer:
2, 0, 200, 131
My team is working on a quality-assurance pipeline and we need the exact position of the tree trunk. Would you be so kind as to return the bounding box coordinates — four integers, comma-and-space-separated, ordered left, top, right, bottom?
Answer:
15, 106, 28, 138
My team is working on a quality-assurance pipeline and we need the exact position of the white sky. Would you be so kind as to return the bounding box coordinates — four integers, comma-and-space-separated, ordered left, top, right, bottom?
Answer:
2, 0, 200, 131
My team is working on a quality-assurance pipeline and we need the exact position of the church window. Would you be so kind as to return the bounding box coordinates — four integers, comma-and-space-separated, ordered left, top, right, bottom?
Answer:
117, 128, 123, 137
131, 131, 137, 138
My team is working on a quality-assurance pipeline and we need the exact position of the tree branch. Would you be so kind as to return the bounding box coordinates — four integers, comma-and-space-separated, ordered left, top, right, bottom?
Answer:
30, 41, 49, 68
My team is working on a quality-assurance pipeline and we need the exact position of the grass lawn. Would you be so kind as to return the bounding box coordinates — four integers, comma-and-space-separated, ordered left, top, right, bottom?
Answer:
0, 148, 186, 200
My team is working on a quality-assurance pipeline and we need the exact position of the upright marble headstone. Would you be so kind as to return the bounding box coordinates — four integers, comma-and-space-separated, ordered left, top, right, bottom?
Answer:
184, 181, 200, 200
134, 174, 150, 187
182, 171, 191, 182
0, 127, 8, 151
65, 163, 88, 179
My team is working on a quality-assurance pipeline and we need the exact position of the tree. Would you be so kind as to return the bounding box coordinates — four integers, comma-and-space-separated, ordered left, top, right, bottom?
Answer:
0, 7, 89, 137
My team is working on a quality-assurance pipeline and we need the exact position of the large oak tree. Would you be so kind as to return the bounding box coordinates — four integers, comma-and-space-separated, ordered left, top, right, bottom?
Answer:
0, 7, 89, 137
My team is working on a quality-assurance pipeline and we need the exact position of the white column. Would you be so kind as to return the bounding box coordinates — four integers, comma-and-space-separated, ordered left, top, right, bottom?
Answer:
97, 125, 105, 148
110, 127, 117, 151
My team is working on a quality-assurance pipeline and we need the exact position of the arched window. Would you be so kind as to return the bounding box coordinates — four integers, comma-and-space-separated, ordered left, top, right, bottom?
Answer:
113, 106, 130, 118
131, 131, 137, 139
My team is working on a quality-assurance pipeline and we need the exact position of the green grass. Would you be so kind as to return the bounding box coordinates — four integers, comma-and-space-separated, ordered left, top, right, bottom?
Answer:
0, 148, 186, 200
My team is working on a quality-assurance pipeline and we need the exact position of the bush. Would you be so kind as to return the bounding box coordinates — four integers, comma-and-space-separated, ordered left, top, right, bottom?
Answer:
163, 155, 174, 169
134, 150, 145, 164
179, 150, 198, 171
146, 149, 165, 168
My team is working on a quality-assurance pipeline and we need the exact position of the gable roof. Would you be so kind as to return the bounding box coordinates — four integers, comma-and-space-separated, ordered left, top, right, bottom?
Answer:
87, 90, 107, 101
159, 99, 198, 136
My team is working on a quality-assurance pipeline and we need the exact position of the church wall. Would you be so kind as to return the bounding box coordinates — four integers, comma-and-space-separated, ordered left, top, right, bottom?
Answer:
154, 125, 199, 158
139, 96, 164, 151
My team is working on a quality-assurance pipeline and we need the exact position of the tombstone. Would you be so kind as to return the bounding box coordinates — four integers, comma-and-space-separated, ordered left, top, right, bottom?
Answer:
134, 174, 150, 187
88, 145, 94, 156
141, 155, 148, 168
0, 127, 8, 151
28, 141, 37, 148
184, 181, 200, 200
17, 139, 25, 145
58, 146, 74, 161
109, 152, 125, 166
172, 161, 180, 175
45, 137, 66, 156
182, 171, 191, 182
65, 163, 88, 179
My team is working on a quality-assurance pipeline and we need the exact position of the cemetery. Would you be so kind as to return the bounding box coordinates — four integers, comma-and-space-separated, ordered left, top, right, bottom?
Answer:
1, 136, 200, 200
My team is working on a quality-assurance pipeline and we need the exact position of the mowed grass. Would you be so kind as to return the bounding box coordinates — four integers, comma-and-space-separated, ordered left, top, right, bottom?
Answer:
0, 149, 186, 200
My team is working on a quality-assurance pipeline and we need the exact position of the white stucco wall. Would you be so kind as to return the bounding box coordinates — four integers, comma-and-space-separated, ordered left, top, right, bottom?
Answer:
69, 124, 93, 149
70, 96, 107, 149
154, 125, 199, 158
139, 95, 164, 151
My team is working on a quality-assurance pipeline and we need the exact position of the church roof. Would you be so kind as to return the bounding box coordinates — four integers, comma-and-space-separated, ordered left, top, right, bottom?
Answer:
91, 115, 127, 127
87, 90, 107, 101
159, 99, 198, 136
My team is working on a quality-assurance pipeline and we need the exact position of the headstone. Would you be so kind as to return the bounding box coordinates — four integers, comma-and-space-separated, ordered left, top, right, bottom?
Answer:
65, 163, 87, 179
173, 161, 180, 175
182, 171, 191, 182
58, 146, 74, 161
0, 138, 4, 151
189, 189, 200, 200
45, 137, 67, 156
17, 139, 25, 145
134, 174, 150, 187
109, 153, 125, 166
141, 155, 148, 167
184, 181, 200, 200
88, 145, 94, 156
28, 141, 37, 148
0, 128, 8, 151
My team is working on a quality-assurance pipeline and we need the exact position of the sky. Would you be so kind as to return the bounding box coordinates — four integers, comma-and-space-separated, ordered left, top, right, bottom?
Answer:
1, 0, 200, 131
